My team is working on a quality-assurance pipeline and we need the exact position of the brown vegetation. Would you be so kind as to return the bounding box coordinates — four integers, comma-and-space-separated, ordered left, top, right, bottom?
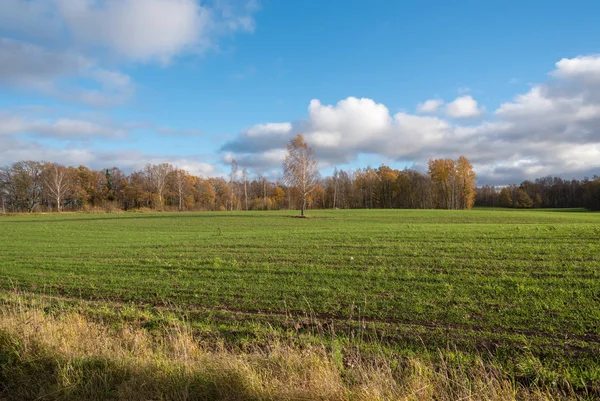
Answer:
0, 297, 582, 401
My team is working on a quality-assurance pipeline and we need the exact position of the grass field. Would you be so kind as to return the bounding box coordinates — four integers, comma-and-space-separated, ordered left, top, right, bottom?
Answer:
1, 208, 599, 399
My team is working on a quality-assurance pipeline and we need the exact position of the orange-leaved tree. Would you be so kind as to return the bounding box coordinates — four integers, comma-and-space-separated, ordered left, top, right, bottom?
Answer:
428, 156, 476, 209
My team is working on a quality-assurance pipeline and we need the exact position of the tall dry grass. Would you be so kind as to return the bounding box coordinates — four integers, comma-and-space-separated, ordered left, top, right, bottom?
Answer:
0, 299, 582, 400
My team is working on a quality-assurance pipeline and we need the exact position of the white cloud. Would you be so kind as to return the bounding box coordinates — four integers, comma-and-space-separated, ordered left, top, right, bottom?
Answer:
446, 95, 484, 119
0, 0, 258, 105
553, 55, 600, 83
221, 55, 600, 184
0, 110, 214, 141
55, 0, 209, 63
222, 122, 293, 154
0, 111, 126, 139
0, 38, 90, 89
0, 38, 134, 106
417, 99, 444, 113
2, 0, 258, 64
158, 159, 217, 177
246, 123, 292, 137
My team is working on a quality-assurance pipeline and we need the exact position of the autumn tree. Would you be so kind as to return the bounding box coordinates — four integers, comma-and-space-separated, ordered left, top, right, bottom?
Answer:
209, 177, 232, 211
73, 165, 108, 208
195, 178, 217, 210
428, 158, 456, 209
456, 156, 476, 209
283, 134, 320, 216
272, 186, 285, 209
428, 156, 476, 210
498, 187, 513, 207
514, 188, 533, 208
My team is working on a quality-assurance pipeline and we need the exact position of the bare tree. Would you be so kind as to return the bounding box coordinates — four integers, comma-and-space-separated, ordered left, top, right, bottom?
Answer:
332, 167, 339, 209
242, 168, 249, 211
143, 163, 173, 210
172, 168, 189, 212
283, 134, 320, 217
229, 159, 238, 211
43, 163, 72, 212
0, 168, 12, 213
3, 161, 44, 212
258, 174, 268, 210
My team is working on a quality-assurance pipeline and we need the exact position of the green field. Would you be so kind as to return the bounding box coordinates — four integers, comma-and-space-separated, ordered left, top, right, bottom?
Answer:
1, 209, 599, 394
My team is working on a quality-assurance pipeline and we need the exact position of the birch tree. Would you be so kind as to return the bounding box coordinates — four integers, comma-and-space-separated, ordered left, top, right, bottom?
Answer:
143, 163, 173, 210
229, 159, 238, 211
43, 163, 72, 212
172, 168, 189, 212
283, 134, 320, 217
332, 167, 339, 209
242, 168, 249, 211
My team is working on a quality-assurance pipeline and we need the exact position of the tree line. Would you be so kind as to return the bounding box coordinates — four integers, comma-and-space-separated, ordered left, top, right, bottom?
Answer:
1, 153, 597, 214
0, 155, 478, 213
475, 176, 600, 211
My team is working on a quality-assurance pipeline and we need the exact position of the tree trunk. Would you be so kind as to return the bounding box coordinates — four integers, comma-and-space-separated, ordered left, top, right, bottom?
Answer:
301, 195, 306, 216
244, 180, 248, 211
263, 179, 267, 210
333, 184, 337, 209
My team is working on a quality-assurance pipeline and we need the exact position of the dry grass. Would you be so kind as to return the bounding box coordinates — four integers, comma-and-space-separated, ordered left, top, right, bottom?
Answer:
0, 301, 581, 401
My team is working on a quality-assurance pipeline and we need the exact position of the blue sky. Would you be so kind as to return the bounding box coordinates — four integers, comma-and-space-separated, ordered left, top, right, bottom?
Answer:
1, 0, 600, 184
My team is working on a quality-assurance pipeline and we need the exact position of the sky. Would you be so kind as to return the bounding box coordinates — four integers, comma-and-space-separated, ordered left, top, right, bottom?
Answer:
1, 0, 600, 185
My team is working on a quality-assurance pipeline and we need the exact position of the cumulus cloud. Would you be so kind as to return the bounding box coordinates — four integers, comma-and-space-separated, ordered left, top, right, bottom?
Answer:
222, 122, 293, 154
417, 99, 444, 113
221, 55, 600, 184
552, 55, 600, 83
55, 0, 209, 63
445, 95, 484, 118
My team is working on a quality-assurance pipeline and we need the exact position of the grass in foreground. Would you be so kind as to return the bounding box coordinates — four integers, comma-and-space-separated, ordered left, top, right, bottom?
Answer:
0, 295, 583, 401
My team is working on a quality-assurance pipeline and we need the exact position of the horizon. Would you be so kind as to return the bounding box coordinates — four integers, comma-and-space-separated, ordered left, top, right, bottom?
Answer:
2, 1, 600, 185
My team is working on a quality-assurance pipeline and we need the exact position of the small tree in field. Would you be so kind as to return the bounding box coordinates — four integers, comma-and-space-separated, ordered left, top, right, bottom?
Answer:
283, 134, 319, 217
